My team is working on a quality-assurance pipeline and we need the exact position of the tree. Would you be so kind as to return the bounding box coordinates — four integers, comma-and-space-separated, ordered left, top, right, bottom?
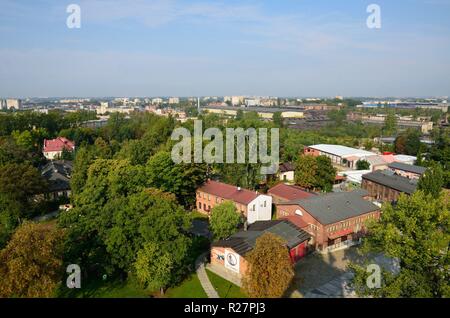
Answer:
394, 135, 407, 154
210, 201, 242, 240
418, 162, 444, 198
242, 232, 294, 298
0, 222, 65, 297
294, 155, 318, 190
295, 155, 335, 192
0, 163, 47, 205
383, 110, 397, 136
350, 191, 450, 297
356, 159, 370, 170
146, 151, 207, 208
0, 193, 22, 248
315, 156, 336, 192
272, 111, 283, 128
134, 242, 173, 295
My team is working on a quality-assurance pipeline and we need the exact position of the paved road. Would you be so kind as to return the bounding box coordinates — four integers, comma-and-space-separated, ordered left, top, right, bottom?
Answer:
290, 246, 363, 298
195, 253, 219, 298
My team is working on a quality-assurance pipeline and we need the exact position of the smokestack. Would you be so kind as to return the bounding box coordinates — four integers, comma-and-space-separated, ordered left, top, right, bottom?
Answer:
197, 97, 200, 114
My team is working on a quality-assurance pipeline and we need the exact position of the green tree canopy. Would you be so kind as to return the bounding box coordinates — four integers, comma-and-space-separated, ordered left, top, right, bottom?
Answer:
350, 191, 450, 298
0, 222, 65, 298
242, 232, 294, 298
418, 162, 444, 198
356, 159, 370, 170
210, 201, 242, 240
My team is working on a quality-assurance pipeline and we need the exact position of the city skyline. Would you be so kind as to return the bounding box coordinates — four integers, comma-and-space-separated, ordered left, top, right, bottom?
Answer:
1, 0, 450, 97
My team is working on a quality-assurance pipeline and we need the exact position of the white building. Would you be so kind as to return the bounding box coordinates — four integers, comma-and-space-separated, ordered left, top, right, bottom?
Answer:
304, 144, 377, 169
168, 97, 180, 104
6, 99, 22, 110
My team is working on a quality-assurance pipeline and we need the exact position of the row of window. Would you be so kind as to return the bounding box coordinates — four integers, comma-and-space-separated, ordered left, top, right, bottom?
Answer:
327, 212, 377, 232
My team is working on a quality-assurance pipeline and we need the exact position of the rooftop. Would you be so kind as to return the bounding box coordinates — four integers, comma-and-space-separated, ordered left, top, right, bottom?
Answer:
388, 162, 426, 175
40, 160, 73, 192
43, 137, 75, 153
211, 220, 311, 256
198, 180, 259, 205
279, 191, 380, 225
362, 170, 418, 194
268, 183, 316, 201
308, 144, 376, 158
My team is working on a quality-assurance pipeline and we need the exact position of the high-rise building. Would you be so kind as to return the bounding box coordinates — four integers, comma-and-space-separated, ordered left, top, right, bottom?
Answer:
6, 99, 22, 110
168, 97, 180, 104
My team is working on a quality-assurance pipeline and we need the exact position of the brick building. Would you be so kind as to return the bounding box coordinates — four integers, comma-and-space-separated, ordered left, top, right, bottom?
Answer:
361, 170, 418, 202
268, 183, 316, 204
196, 180, 272, 224
387, 162, 426, 180
210, 220, 311, 281
276, 191, 380, 252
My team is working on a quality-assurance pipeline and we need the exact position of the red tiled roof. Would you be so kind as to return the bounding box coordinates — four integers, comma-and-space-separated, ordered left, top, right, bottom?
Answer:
281, 215, 308, 229
268, 183, 315, 201
198, 180, 259, 205
43, 137, 75, 153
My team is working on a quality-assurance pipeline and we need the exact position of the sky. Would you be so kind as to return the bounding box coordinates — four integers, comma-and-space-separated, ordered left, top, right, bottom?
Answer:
0, 0, 449, 98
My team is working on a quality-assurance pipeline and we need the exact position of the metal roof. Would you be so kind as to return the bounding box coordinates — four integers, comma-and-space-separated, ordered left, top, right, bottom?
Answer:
212, 220, 311, 256
362, 170, 418, 194
308, 144, 376, 158
280, 191, 380, 225
388, 162, 426, 175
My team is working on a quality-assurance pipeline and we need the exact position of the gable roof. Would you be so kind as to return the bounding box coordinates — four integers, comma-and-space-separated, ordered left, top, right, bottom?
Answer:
198, 180, 259, 205
308, 144, 376, 158
279, 191, 380, 225
43, 137, 75, 153
362, 170, 418, 194
268, 183, 316, 201
40, 160, 73, 192
279, 162, 294, 173
388, 162, 426, 175
211, 220, 311, 256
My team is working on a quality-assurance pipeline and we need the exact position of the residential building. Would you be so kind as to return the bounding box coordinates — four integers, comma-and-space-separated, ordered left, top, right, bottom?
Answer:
196, 180, 272, 224
276, 191, 381, 252
6, 98, 22, 110
268, 183, 316, 204
152, 98, 163, 104
0, 99, 5, 110
388, 162, 426, 180
43, 137, 75, 160
39, 160, 73, 200
361, 170, 418, 202
231, 96, 245, 106
210, 220, 311, 283
278, 162, 295, 182
304, 144, 376, 169
168, 97, 180, 104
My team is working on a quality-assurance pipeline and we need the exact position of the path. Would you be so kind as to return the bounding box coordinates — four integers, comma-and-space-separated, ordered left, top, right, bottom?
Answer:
195, 253, 219, 298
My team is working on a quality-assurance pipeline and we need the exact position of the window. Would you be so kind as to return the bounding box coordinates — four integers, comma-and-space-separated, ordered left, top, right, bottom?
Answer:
263, 201, 267, 207
203, 204, 206, 210
198, 202, 201, 209
253, 204, 256, 211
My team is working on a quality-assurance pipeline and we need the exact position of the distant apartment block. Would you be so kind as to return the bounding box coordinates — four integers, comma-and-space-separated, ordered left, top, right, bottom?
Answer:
5, 98, 22, 110
152, 98, 163, 104
168, 97, 179, 104
43, 137, 75, 160
196, 180, 272, 224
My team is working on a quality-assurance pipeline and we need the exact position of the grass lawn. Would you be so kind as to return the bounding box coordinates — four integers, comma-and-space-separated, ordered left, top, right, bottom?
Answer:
165, 274, 207, 298
58, 275, 152, 298
206, 270, 247, 298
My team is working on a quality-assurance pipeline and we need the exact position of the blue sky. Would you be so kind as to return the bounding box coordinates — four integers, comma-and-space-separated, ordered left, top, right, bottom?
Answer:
0, 0, 449, 97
